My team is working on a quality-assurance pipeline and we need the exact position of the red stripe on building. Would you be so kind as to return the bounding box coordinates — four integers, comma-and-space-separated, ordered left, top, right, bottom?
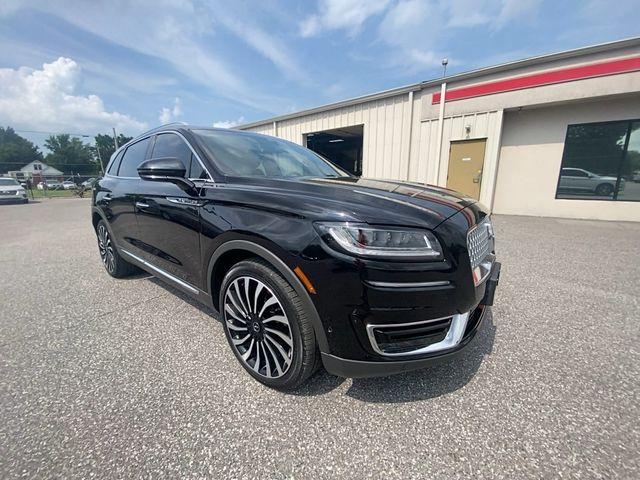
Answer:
432, 56, 640, 104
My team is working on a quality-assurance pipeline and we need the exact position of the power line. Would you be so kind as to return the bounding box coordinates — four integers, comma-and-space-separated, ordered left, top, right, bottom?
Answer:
9, 129, 93, 138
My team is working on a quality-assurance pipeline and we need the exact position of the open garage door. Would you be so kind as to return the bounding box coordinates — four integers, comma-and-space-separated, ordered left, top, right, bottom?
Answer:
305, 125, 363, 176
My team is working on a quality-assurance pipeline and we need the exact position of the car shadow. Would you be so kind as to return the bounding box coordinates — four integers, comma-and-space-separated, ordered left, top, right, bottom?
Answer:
145, 276, 219, 319
142, 274, 496, 402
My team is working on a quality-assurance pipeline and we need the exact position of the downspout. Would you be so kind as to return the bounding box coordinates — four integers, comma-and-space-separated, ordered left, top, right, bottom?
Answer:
433, 82, 447, 185
273, 121, 278, 137
404, 90, 414, 181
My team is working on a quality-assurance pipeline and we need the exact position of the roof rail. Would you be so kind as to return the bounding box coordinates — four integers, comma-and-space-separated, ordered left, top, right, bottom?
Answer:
132, 122, 190, 140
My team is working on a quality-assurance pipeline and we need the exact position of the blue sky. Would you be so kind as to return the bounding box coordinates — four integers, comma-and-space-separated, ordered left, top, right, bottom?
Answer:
0, 0, 638, 150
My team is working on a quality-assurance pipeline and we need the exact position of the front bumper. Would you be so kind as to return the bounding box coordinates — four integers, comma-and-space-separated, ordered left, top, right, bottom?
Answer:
0, 194, 28, 203
321, 262, 501, 378
322, 303, 487, 378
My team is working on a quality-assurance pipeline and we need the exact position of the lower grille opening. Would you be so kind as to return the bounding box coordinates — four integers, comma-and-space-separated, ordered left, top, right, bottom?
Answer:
372, 318, 452, 355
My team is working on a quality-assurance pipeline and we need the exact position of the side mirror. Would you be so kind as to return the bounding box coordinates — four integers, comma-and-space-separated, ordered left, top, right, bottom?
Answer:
137, 157, 197, 195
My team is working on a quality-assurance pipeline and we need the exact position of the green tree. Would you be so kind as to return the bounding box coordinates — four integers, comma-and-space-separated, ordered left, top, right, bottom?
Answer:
0, 126, 43, 174
44, 134, 99, 175
94, 133, 133, 166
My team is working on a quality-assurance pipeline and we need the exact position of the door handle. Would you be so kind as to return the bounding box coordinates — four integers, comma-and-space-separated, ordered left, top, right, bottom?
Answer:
135, 201, 150, 209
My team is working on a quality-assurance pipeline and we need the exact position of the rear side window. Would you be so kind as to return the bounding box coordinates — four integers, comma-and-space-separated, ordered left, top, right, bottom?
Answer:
107, 150, 124, 175
118, 138, 150, 177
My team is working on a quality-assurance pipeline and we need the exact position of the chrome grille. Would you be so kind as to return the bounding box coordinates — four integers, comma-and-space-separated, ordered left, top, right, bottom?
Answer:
467, 218, 492, 269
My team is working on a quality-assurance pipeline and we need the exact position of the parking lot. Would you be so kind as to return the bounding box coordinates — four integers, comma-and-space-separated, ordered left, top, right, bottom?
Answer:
1, 199, 639, 479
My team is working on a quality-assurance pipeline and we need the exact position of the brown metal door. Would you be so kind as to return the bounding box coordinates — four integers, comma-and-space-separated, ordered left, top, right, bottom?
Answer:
447, 139, 487, 200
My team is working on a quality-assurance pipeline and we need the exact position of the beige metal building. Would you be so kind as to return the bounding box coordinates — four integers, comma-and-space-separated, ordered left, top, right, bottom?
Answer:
239, 38, 640, 222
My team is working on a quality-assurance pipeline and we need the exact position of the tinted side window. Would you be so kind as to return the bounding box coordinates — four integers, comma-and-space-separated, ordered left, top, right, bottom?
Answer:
189, 155, 208, 179
118, 138, 150, 177
107, 150, 124, 175
152, 133, 192, 166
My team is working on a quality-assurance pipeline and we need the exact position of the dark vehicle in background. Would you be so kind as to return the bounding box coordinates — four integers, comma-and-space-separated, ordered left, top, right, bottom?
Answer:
91, 125, 500, 389
0, 177, 28, 204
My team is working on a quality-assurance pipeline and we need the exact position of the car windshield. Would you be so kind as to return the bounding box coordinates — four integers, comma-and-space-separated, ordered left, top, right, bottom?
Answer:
0, 178, 19, 186
193, 129, 348, 178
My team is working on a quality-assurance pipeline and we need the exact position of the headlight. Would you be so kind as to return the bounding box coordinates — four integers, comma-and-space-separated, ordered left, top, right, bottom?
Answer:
315, 222, 443, 260
16, 189, 25, 196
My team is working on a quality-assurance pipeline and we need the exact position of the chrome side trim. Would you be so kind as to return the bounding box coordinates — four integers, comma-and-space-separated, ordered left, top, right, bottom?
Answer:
366, 312, 470, 357
365, 280, 450, 289
120, 249, 199, 295
167, 197, 204, 207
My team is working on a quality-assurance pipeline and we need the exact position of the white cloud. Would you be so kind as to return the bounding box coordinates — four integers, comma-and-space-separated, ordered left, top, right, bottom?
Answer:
159, 97, 183, 124
493, 0, 541, 29
212, 117, 245, 129
375, 0, 540, 71
216, 13, 306, 81
300, 0, 393, 37
0, 57, 146, 135
444, 0, 541, 29
0, 0, 287, 113
377, 0, 444, 70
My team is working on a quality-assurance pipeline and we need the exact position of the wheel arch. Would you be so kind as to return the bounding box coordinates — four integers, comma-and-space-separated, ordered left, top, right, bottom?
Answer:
207, 240, 329, 352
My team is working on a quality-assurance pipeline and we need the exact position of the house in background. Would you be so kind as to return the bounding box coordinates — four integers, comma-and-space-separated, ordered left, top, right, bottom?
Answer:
8, 161, 64, 185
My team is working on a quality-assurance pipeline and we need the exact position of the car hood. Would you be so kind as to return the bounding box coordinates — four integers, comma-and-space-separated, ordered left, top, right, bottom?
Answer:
0, 186, 22, 192
222, 176, 478, 229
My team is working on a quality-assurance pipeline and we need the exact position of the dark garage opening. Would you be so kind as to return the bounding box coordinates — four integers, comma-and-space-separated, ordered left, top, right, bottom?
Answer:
305, 125, 363, 176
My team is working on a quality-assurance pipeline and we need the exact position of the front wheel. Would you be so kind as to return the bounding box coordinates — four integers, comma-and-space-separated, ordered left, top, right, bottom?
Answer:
220, 258, 319, 389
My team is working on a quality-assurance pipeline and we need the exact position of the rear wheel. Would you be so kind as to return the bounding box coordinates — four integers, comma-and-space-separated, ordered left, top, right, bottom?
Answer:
96, 220, 138, 278
220, 258, 319, 389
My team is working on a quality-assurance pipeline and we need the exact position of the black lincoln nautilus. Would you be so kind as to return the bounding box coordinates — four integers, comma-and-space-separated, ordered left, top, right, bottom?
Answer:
92, 124, 500, 389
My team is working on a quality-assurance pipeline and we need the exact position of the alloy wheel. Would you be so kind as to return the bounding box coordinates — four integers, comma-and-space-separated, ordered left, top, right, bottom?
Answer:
97, 224, 116, 274
223, 276, 294, 378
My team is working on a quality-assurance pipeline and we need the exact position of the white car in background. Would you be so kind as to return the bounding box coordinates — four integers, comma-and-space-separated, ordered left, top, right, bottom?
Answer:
81, 178, 97, 188
0, 178, 29, 204
558, 167, 624, 197
37, 180, 64, 190
62, 181, 77, 190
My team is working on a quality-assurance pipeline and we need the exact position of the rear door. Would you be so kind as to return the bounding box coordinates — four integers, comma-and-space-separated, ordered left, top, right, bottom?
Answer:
97, 138, 150, 251
134, 132, 206, 289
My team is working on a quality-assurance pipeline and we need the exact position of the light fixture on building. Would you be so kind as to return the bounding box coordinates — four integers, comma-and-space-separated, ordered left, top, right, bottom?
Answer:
465, 124, 471, 138
329, 139, 344, 143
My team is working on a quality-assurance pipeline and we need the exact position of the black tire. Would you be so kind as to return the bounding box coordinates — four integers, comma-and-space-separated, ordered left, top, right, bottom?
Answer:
595, 183, 613, 196
219, 258, 319, 390
95, 220, 139, 278
22, 199, 28, 204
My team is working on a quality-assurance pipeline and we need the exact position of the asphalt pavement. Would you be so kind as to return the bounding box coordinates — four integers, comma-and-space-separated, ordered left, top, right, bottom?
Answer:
1, 199, 639, 479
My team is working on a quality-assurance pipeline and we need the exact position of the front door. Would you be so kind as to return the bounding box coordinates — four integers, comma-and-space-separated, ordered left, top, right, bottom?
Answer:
134, 132, 204, 289
447, 139, 487, 200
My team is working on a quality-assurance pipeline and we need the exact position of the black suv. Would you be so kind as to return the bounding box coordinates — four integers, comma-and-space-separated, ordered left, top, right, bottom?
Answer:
92, 125, 500, 389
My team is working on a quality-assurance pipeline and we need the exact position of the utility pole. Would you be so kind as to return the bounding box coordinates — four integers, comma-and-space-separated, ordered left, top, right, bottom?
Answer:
96, 145, 104, 173
112, 127, 119, 150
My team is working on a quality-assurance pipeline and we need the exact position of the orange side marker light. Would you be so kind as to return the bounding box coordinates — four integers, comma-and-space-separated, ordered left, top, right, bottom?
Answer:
293, 266, 317, 294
